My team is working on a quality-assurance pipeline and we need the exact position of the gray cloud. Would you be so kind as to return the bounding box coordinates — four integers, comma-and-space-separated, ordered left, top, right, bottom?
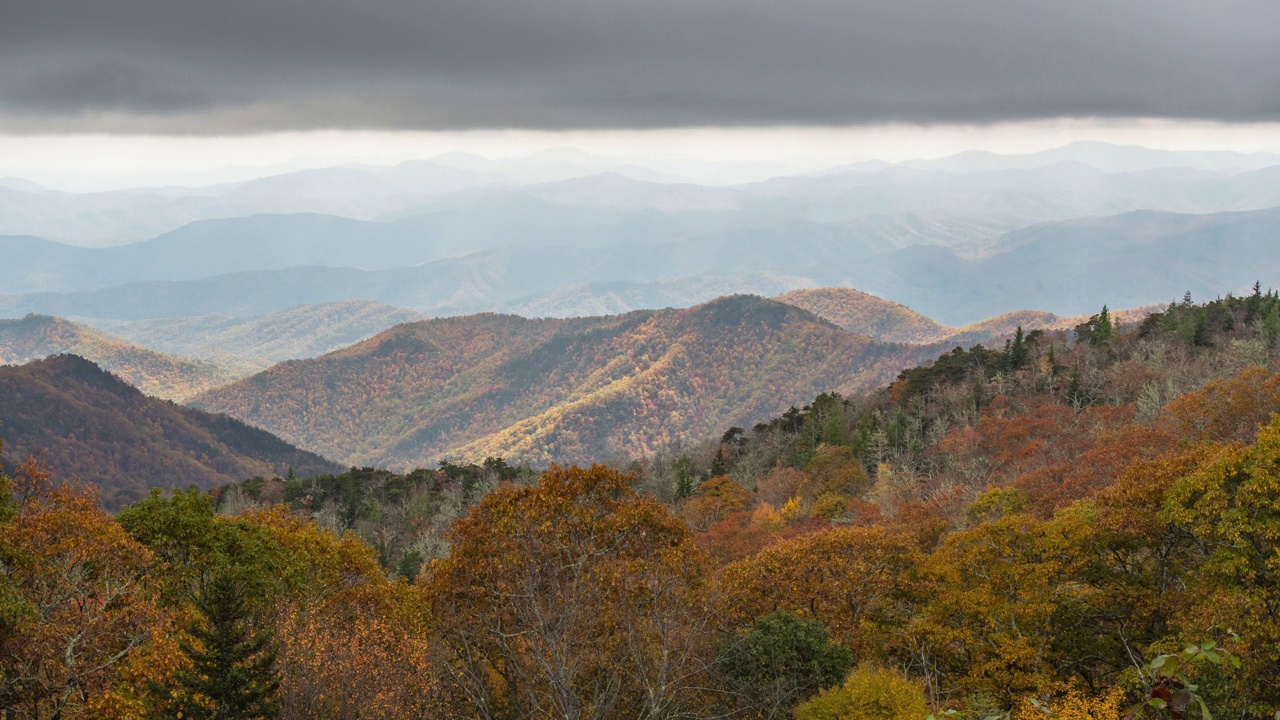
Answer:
1, 0, 1278, 132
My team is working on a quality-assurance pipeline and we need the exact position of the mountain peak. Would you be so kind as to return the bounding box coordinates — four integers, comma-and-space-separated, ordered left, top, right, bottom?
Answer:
687, 294, 833, 331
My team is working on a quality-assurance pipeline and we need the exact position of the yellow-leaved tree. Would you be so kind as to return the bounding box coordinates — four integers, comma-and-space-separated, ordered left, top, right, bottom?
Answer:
794, 666, 929, 720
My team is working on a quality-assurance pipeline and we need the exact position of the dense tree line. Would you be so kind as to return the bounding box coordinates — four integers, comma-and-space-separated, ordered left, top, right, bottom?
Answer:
217, 458, 534, 579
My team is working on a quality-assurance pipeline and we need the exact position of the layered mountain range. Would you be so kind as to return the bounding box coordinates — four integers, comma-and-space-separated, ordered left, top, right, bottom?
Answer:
1, 141, 1273, 499
3, 142, 1279, 326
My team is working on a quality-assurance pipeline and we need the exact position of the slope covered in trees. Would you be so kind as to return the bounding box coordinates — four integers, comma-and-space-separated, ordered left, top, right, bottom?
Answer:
193, 296, 943, 468
0, 314, 246, 401
0, 355, 340, 508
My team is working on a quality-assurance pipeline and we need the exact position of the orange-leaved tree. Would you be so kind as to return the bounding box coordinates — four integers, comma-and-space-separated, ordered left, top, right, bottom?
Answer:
427, 464, 715, 720
277, 581, 449, 719
0, 458, 165, 719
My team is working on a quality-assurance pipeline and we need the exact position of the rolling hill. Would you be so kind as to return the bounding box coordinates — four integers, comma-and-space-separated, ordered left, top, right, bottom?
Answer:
191, 296, 941, 469
0, 355, 341, 508
0, 314, 247, 401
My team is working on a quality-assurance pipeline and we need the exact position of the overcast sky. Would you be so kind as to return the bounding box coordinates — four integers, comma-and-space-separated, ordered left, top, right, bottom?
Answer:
4, 0, 1279, 133
3, 0, 1278, 188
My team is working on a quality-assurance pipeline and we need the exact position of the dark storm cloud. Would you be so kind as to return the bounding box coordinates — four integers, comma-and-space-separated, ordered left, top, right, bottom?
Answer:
1, 0, 1278, 132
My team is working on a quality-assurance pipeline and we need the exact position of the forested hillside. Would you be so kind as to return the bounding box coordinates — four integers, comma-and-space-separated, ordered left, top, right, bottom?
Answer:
0, 355, 340, 508
0, 314, 246, 400
193, 296, 943, 468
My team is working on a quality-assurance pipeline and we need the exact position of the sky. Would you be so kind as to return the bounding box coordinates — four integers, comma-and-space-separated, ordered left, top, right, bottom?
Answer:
3, 0, 1278, 188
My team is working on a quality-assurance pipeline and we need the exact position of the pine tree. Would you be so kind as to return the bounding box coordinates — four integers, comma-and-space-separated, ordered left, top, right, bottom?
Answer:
1092, 306, 1114, 346
1261, 302, 1280, 350
710, 448, 729, 478
971, 373, 986, 417
673, 456, 696, 500
1005, 326, 1030, 370
821, 402, 847, 446
169, 572, 280, 720
1190, 309, 1212, 347
1066, 368, 1089, 409
1245, 281, 1265, 324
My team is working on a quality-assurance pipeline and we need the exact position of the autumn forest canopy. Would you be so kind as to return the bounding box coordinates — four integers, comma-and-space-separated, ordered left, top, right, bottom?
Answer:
4, 288, 1280, 719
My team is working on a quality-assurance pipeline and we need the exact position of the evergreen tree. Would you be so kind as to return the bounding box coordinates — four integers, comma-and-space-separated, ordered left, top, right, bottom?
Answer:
168, 572, 280, 720
716, 611, 851, 717
709, 447, 729, 478
821, 402, 848, 446
1005, 326, 1030, 370
1190, 308, 1212, 347
1091, 305, 1115, 346
1247, 281, 1264, 324
673, 456, 697, 500
1261, 302, 1280, 350
721, 426, 746, 447
1066, 368, 1089, 409
397, 550, 424, 582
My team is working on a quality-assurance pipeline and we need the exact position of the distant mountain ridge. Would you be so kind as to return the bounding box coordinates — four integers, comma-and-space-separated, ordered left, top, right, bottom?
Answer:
0, 149, 670, 246
0, 355, 341, 508
900, 141, 1280, 175
776, 288, 1159, 344
0, 314, 246, 401
6, 141, 1279, 247
86, 299, 426, 367
191, 295, 942, 469
6, 205, 1276, 325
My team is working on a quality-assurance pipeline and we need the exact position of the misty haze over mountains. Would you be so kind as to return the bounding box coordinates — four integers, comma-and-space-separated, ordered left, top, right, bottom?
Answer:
3, 141, 1280, 329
